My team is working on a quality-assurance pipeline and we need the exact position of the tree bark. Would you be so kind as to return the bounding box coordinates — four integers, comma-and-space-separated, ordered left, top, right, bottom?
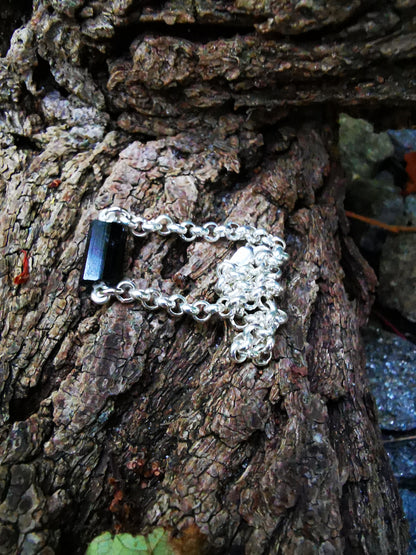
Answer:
0, 1, 412, 553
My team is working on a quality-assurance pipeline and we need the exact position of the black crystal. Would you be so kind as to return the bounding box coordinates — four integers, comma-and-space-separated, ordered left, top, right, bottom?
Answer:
81, 220, 127, 285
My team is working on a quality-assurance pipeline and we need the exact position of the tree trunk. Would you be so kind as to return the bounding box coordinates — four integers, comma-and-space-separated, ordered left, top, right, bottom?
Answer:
0, 1, 412, 553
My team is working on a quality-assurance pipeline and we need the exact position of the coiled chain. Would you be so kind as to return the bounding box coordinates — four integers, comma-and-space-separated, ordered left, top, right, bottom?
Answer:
91, 207, 289, 366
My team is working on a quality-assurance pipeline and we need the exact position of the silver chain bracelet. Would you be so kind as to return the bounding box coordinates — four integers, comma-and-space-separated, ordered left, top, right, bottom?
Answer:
82, 207, 289, 366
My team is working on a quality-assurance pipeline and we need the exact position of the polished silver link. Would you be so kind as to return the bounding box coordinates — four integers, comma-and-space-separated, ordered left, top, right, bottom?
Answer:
181, 302, 200, 317
216, 297, 233, 318
142, 221, 161, 233
98, 207, 132, 225
141, 288, 162, 309
130, 216, 148, 237
167, 294, 187, 316
188, 224, 208, 239
130, 288, 151, 303
153, 214, 173, 235
91, 207, 288, 365
115, 280, 136, 303
91, 283, 117, 305
203, 222, 220, 242
166, 222, 188, 235
211, 224, 226, 240
155, 295, 176, 310
224, 222, 242, 241
193, 300, 218, 322
178, 221, 196, 242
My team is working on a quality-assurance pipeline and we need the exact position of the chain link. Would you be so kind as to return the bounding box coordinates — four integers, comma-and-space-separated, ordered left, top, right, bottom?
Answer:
92, 281, 219, 321
98, 207, 286, 249
94, 207, 288, 365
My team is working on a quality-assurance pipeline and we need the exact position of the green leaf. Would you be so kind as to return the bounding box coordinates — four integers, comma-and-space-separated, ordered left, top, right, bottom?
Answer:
85, 528, 175, 555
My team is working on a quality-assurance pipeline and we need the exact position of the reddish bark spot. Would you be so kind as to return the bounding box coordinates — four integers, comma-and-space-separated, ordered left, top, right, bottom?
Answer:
48, 178, 61, 189
14, 250, 30, 285
126, 458, 145, 472
109, 489, 123, 513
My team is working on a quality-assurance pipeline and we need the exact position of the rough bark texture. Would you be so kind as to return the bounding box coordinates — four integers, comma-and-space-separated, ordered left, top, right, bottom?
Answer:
0, 1, 413, 553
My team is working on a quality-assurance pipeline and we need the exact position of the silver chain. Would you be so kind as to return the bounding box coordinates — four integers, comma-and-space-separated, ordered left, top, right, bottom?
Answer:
91, 207, 289, 366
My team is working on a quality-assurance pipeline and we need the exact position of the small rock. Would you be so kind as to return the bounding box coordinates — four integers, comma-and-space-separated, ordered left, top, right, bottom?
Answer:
387, 129, 416, 157
385, 439, 416, 482
405, 195, 416, 224
378, 233, 416, 322
339, 113, 394, 180
339, 114, 405, 253
346, 170, 405, 253
363, 327, 416, 431
399, 489, 416, 555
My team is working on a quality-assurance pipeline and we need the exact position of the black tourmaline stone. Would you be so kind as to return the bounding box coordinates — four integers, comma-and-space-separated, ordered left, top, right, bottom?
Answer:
81, 220, 127, 285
